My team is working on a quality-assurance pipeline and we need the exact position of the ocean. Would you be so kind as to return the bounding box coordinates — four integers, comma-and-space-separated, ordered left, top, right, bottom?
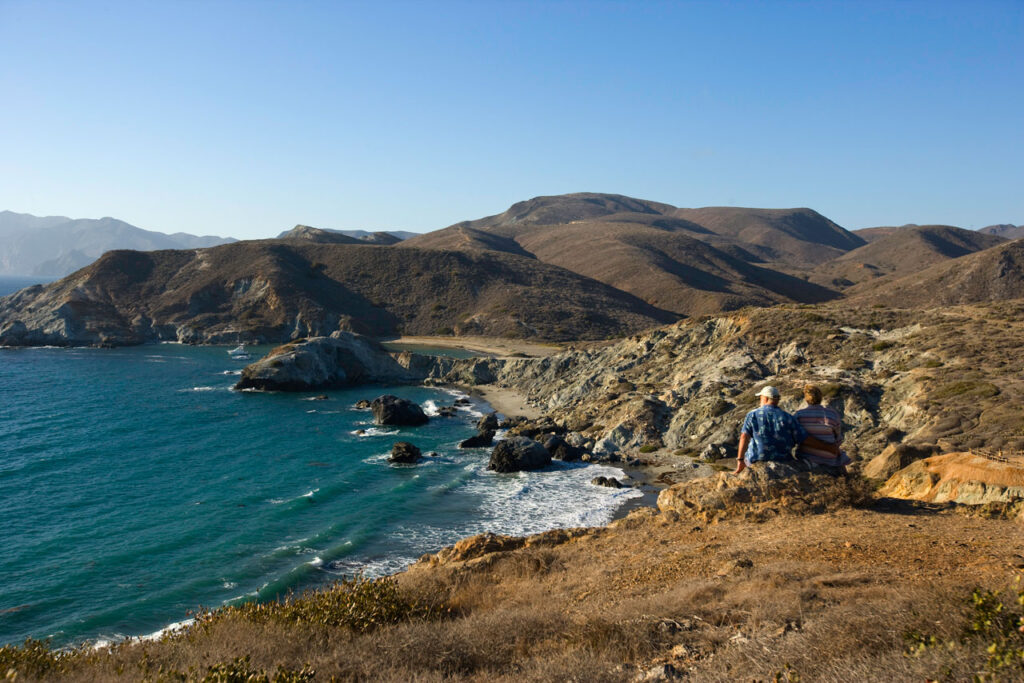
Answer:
0, 277, 54, 297
0, 343, 639, 647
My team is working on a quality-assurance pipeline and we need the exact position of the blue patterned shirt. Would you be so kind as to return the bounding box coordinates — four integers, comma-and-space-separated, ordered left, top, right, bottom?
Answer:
740, 404, 808, 464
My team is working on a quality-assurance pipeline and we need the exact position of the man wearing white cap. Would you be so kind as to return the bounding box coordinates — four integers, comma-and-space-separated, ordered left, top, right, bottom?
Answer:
734, 385, 839, 474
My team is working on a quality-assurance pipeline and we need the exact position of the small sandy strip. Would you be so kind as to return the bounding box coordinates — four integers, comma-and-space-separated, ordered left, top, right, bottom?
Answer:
385, 335, 563, 359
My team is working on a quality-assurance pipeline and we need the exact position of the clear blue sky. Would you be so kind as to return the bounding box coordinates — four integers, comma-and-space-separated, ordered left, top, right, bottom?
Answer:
1, 0, 1021, 239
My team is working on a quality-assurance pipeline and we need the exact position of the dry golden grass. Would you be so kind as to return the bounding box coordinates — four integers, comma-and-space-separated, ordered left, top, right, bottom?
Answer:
8, 495, 1022, 682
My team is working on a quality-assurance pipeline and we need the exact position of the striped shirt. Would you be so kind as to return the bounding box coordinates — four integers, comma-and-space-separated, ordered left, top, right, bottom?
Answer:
795, 404, 850, 466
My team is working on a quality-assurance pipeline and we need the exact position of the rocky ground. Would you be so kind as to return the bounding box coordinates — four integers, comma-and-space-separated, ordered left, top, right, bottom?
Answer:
427, 301, 1024, 489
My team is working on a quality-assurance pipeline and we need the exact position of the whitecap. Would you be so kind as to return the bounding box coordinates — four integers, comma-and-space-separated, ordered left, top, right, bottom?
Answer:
351, 426, 398, 438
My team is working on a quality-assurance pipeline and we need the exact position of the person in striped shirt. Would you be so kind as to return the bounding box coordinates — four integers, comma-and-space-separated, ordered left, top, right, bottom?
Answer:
795, 384, 851, 473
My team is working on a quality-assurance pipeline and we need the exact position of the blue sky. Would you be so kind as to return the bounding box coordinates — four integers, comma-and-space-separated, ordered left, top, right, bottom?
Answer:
1, 0, 1021, 239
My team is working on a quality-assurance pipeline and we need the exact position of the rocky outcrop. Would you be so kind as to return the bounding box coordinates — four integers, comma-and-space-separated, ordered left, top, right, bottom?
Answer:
657, 462, 871, 522
234, 333, 419, 391
863, 442, 940, 480
414, 527, 593, 568
488, 436, 551, 473
879, 452, 1024, 505
371, 395, 429, 426
389, 441, 422, 464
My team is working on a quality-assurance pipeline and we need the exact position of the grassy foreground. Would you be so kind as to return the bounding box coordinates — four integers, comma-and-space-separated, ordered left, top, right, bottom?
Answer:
3, 489, 1023, 682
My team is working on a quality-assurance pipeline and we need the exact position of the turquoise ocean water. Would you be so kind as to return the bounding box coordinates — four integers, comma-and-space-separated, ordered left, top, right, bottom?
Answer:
0, 342, 639, 647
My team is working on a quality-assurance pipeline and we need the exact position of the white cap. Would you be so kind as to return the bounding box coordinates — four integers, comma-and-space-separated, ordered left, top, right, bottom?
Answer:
757, 385, 780, 398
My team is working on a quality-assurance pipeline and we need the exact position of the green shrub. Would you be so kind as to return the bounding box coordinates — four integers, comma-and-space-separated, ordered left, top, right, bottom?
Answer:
638, 444, 659, 453
931, 381, 1000, 400
872, 340, 896, 351
905, 575, 1024, 681
192, 576, 446, 633
0, 638, 67, 679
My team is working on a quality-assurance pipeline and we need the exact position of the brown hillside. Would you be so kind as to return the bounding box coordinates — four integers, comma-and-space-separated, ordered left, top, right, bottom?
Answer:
405, 194, 847, 316
980, 223, 1024, 240
810, 225, 1006, 288
671, 206, 866, 265
844, 238, 1024, 307
0, 241, 676, 346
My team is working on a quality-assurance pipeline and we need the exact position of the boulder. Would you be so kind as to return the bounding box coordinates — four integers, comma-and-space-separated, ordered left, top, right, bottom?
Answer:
543, 434, 584, 461
477, 412, 500, 433
459, 430, 496, 449
488, 436, 551, 473
863, 442, 939, 480
371, 395, 429, 426
591, 476, 623, 488
389, 441, 421, 464
235, 333, 428, 391
508, 417, 565, 438
354, 399, 372, 409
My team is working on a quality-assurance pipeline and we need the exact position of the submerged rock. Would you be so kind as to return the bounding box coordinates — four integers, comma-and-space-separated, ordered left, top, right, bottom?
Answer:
488, 436, 551, 473
389, 441, 422, 464
372, 395, 429, 426
591, 476, 623, 488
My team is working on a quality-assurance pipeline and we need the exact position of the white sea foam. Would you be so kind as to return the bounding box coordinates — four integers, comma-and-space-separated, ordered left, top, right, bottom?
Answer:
221, 369, 242, 375
422, 400, 441, 416
308, 556, 324, 567
351, 426, 398, 437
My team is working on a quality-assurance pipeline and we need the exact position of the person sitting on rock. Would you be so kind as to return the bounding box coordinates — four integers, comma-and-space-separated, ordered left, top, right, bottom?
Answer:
794, 383, 851, 473
734, 385, 839, 474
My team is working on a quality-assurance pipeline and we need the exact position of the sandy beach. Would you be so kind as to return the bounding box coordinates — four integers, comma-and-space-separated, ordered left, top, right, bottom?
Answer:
385, 335, 564, 359
470, 383, 543, 420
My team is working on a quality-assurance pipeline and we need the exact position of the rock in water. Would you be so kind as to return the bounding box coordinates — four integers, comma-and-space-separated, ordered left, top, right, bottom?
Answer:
543, 434, 584, 461
389, 442, 421, 463
488, 436, 551, 473
591, 476, 623, 488
234, 332, 419, 391
459, 430, 495, 449
477, 412, 500, 433
372, 395, 429, 426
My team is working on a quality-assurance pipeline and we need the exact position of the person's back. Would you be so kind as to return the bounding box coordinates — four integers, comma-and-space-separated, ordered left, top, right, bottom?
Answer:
794, 384, 851, 469
740, 400, 806, 464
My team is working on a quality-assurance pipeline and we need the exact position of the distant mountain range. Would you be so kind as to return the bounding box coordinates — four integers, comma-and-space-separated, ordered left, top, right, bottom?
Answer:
0, 211, 236, 277
0, 194, 1021, 346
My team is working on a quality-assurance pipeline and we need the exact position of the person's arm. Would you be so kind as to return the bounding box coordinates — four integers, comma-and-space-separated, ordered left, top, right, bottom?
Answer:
801, 434, 839, 455
734, 432, 751, 474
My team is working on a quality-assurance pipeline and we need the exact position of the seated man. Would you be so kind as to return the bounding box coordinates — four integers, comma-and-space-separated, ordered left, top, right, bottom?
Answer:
795, 383, 852, 473
734, 385, 838, 474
